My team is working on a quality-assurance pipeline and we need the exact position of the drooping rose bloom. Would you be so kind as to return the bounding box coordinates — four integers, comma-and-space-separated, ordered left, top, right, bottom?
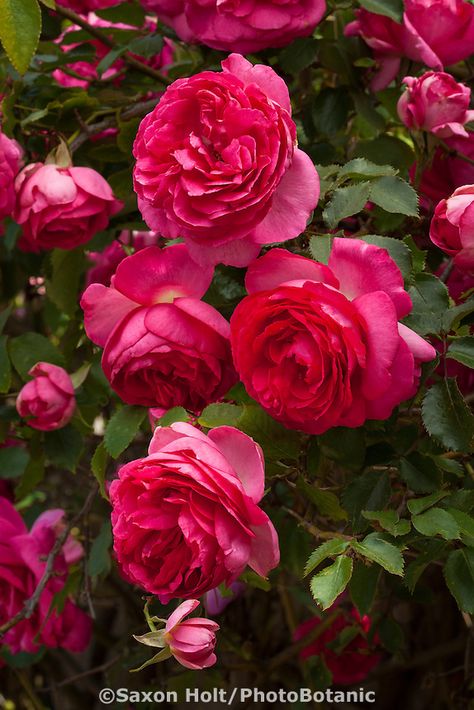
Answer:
16, 363, 76, 431
0, 498, 92, 654
0, 130, 22, 221
133, 53, 320, 267
81, 244, 237, 411
345, 0, 474, 91
398, 72, 474, 138
85, 230, 160, 288
165, 600, 219, 669
53, 14, 174, 89
415, 133, 474, 208
141, 0, 325, 54
295, 606, 382, 685
109, 422, 279, 602
430, 185, 474, 271
230, 239, 436, 435
14, 163, 122, 252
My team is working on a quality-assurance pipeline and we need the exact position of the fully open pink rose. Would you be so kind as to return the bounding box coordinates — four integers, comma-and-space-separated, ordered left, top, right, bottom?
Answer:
230, 239, 436, 435
0, 498, 92, 654
398, 72, 474, 138
109, 422, 279, 602
16, 363, 76, 431
142, 0, 325, 54
295, 605, 382, 685
133, 54, 320, 267
430, 185, 474, 271
165, 600, 219, 669
14, 163, 122, 252
81, 244, 237, 411
0, 130, 22, 221
85, 230, 160, 288
345, 0, 474, 91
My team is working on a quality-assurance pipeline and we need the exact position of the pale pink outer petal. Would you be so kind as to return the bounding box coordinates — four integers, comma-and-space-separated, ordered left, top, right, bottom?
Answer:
328, 238, 413, 318
251, 149, 320, 245
80, 283, 138, 347
244, 248, 339, 294
113, 244, 213, 305
221, 53, 291, 114
166, 599, 200, 632
248, 517, 280, 577
147, 421, 211, 454
398, 323, 437, 362
207, 426, 265, 503
370, 55, 401, 92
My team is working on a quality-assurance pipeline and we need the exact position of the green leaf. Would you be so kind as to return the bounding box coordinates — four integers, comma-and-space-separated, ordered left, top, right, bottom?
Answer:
361, 235, 412, 280
0, 446, 30, 479
403, 273, 450, 336
117, 117, 142, 154
422, 379, 474, 452
91, 442, 108, 499
104, 405, 146, 458
405, 540, 446, 592
447, 337, 474, 369
297, 478, 348, 521
9, 333, 64, 381
342, 470, 391, 533
443, 298, 474, 332
0, 336, 11, 394
310, 556, 353, 610
278, 37, 318, 74
370, 176, 418, 216
362, 510, 411, 537
359, 0, 404, 22
198, 403, 243, 429
446, 509, 474, 546
0, 305, 12, 334
46, 249, 85, 316
70, 363, 91, 390
96, 2, 145, 25
412, 507, 461, 540
15, 453, 45, 499
127, 33, 163, 57
0, 0, 41, 74
158, 407, 190, 427
319, 427, 366, 470
323, 182, 371, 228
239, 569, 271, 591
407, 491, 449, 515
349, 562, 380, 616
403, 235, 426, 273
304, 539, 351, 577
312, 87, 353, 136
88, 521, 112, 577
378, 616, 404, 653
96, 45, 126, 75
444, 548, 474, 613
354, 136, 415, 172
238, 404, 300, 461
338, 159, 397, 180
399, 453, 443, 494
44, 425, 84, 473
352, 533, 404, 576
309, 234, 334, 265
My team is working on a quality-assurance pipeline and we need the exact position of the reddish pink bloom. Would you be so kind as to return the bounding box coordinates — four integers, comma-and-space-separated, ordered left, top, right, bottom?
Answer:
14, 163, 122, 252
85, 230, 160, 288
164, 600, 219, 669
430, 185, 474, 271
345, 0, 474, 90
230, 239, 436, 435
81, 244, 237, 411
295, 607, 382, 685
16, 363, 75, 432
133, 54, 320, 267
398, 72, 474, 138
142, 0, 325, 54
0, 498, 92, 654
109, 422, 279, 602
0, 130, 22, 221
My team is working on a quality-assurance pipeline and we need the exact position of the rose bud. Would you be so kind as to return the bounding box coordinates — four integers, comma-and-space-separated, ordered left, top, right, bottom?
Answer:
430, 185, 474, 272
16, 363, 76, 431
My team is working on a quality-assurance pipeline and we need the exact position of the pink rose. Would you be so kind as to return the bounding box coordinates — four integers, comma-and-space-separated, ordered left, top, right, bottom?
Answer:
142, 0, 325, 54
13, 163, 122, 252
398, 72, 474, 138
430, 185, 474, 271
165, 600, 219, 669
230, 239, 436, 435
133, 53, 320, 267
53, 14, 174, 89
0, 498, 92, 654
81, 244, 237, 411
0, 130, 22, 221
16, 363, 76, 431
85, 230, 160, 288
109, 422, 279, 602
295, 605, 382, 685
345, 0, 474, 91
